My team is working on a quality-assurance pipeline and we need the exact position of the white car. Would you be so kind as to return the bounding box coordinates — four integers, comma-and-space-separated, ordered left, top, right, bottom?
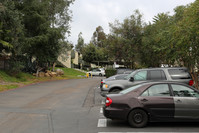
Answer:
87, 68, 105, 76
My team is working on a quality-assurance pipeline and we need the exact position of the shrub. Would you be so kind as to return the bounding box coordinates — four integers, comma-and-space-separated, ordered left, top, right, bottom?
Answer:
8, 60, 24, 76
105, 69, 117, 78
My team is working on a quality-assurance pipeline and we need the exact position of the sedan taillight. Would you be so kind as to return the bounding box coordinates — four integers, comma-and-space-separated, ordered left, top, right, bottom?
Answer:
105, 97, 112, 107
189, 80, 194, 86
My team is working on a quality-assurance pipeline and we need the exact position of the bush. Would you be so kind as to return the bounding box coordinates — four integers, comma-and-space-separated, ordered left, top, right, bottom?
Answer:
105, 69, 117, 78
8, 60, 24, 76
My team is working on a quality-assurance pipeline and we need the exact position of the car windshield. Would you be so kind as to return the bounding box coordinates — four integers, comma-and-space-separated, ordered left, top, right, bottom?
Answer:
124, 71, 136, 80
119, 84, 144, 94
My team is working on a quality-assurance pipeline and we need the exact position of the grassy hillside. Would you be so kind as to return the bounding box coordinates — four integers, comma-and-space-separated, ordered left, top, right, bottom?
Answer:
0, 68, 86, 92
60, 68, 86, 79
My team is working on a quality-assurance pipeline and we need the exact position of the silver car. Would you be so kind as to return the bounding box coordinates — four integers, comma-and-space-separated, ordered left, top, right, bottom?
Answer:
101, 67, 194, 96
100, 74, 128, 88
87, 68, 105, 76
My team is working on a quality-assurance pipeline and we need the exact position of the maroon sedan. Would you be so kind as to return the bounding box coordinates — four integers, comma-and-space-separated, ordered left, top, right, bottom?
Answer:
103, 82, 199, 128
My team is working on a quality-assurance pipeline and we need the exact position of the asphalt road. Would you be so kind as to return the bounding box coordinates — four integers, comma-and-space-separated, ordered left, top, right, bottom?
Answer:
0, 77, 199, 133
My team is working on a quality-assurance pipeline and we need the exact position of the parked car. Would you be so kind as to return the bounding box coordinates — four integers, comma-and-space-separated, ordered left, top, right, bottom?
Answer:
87, 68, 105, 76
101, 67, 194, 96
100, 74, 129, 88
103, 81, 199, 128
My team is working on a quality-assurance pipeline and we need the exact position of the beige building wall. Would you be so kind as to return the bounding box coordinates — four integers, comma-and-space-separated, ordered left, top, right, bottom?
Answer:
58, 51, 71, 68
91, 63, 97, 68
73, 51, 79, 65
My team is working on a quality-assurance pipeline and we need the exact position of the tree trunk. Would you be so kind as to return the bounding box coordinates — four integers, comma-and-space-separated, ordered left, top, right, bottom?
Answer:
52, 62, 56, 72
36, 67, 44, 77
189, 66, 198, 89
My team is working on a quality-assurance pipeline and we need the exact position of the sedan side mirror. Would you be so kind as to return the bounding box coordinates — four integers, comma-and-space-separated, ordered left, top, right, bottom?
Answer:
130, 77, 134, 82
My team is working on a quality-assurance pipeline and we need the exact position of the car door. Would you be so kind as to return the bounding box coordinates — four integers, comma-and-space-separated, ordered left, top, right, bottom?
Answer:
148, 70, 167, 80
138, 84, 174, 119
171, 84, 199, 119
95, 69, 101, 75
92, 69, 98, 76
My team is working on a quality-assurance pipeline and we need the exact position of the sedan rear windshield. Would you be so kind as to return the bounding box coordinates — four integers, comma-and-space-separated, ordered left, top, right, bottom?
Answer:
120, 84, 144, 94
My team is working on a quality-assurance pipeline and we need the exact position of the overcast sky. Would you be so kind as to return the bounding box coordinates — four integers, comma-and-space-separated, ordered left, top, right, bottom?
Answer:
68, 0, 195, 45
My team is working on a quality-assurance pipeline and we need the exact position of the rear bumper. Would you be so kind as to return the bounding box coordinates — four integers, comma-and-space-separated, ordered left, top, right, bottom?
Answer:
103, 106, 128, 120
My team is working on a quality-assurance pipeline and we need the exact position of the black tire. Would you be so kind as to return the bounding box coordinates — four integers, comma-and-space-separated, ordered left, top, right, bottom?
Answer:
99, 73, 102, 76
110, 88, 121, 93
128, 109, 148, 128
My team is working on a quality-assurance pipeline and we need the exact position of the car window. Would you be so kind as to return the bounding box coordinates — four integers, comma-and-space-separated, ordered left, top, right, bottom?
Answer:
168, 69, 191, 79
141, 84, 170, 97
134, 71, 147, 81
149, 70, 166, 80
99, 68, 105, 72
171, 84, 199, 98
120, 84, 144, 94
124, 71, 136, 80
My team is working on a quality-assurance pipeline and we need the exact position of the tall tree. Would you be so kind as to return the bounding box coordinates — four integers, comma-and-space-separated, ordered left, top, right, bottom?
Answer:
0, 1, 24, 54
141, 13, 172, 67
19, 0, 74, 73
82, 43, 106, 66
91, 26, 106, 48
75, 32, 84, 53
109, 10, 144, 68
105, 34, 125, 63
0, 0, 25, 74
171, 1, 199, 88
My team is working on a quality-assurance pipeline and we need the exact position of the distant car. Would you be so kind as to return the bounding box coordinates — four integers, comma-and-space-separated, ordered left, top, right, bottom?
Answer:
87, 68, 105, 76
101, 67, 194, 96
100, 74, 128, 88
103, 81, 199, 128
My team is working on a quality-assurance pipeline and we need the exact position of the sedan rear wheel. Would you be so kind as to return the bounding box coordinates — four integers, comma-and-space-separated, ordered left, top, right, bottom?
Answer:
128, 109, 148, 128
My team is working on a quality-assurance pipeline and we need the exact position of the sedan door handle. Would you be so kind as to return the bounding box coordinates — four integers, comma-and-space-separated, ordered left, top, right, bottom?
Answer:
141, 98, 148, 102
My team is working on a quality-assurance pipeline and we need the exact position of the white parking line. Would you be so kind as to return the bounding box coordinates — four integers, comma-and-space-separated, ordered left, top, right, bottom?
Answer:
97, 119, 107, 127
101, 100, 105, 104
100, 107, 103, 114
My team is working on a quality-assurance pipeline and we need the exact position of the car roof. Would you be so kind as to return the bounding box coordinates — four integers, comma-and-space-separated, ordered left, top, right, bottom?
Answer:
141, 81, 190, 86
136, 67, 188, 71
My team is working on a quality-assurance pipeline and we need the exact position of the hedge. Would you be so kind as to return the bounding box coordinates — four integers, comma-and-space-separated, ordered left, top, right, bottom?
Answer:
105, 69, 117, 78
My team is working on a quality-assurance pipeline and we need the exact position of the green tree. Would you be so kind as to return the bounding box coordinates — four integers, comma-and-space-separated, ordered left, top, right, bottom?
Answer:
108, 10, 144, 68
0, 1, 23, 52
171, 1, 199, 88
0, 1, 25, 74
91, 26, 106, 48
18, 0, 74, 73
75, 32, 84, 53
105, 35, 125, 63
141, 13, 172, 67
82, 43, 106, 65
